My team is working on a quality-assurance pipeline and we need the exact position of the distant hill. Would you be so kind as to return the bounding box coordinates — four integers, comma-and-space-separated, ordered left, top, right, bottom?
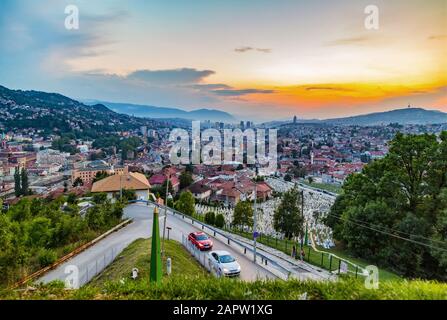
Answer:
0, 85, 162, 134
83, 100, 236, 122
322, 108, 447, 126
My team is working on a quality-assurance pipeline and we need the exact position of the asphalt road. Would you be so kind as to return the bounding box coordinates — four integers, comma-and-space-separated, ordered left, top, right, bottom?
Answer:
38, 203, 274, 287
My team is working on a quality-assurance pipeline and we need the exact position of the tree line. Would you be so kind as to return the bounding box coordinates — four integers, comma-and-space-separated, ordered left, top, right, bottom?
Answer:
326, 132, 447, 280
0, 194, 125, 286
14, 167, 30, 197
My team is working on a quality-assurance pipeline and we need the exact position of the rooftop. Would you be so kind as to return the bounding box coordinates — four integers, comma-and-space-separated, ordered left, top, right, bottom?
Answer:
91, 172, 150, 193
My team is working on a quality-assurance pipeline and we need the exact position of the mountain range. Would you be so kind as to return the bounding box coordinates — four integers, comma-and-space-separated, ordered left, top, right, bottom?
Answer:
0, 85, 162, 134
83, 100, 236, 122
1, 85, 446, 133
321, 107, 447, 126
266, 107, 447, 127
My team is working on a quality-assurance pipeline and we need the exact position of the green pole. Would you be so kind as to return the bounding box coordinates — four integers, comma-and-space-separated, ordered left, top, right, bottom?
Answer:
150, 205, 162, 283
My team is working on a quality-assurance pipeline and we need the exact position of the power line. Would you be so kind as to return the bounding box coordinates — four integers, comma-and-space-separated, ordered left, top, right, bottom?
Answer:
327, 213, 447, 253
327, 212, 447, 246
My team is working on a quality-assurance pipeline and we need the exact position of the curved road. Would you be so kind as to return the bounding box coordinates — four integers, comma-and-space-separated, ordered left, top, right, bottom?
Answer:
39, 203, 274, 286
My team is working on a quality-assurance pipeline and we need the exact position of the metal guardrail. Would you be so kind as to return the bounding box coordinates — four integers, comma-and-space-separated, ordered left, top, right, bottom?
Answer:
129, 199, 292, 279
10, 219, 133, 289
181, 234, 218, 276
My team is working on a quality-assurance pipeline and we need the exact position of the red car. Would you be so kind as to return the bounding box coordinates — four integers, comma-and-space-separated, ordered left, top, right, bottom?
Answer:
188, 232, 213, 251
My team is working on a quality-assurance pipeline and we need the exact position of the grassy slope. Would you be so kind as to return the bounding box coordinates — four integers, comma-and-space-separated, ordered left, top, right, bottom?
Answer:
301, 181, 343, 194
232, 230, 401, 281
1, 238, 445, 300
90, 238, 208, 287
2, 277, 446, 300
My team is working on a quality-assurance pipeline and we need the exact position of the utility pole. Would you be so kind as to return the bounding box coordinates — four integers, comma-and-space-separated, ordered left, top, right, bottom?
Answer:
253, 164, 259, 264
253, 182, 257, 263
161, 172, 170, 258
300, 190, 304, 252
119, 173, 123, 201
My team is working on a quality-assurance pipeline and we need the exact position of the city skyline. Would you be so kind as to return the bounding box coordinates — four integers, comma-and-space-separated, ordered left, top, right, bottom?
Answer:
0, 0, 446, 121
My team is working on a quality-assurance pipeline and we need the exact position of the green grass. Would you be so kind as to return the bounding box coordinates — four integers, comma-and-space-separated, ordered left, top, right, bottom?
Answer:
301, 181, 343, 194
2, 276, 446, 300
231, 229, 401, 281
1, 238, 444, 300
89, 238, 208, 287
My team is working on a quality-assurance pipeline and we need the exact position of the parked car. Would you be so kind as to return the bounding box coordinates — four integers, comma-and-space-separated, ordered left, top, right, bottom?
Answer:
188, 231, 213, 251
208, 250, 241, 277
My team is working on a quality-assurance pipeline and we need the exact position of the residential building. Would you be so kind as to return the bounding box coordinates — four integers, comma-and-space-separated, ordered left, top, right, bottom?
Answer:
91, 172, 151, 201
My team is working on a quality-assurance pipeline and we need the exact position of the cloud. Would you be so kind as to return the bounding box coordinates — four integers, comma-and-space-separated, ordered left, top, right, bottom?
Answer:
428, 34, 447, 40
213, 88, 275, 96
127, 68, 215, 85
325, 34, 387, 47
235, 46, 253, 53
234, 46, 271, 53
189, 83, 232, 90
304, 86, 356, 92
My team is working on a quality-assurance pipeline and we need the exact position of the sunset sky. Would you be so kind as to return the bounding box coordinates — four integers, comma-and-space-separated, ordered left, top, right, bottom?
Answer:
0, 0, 446, 121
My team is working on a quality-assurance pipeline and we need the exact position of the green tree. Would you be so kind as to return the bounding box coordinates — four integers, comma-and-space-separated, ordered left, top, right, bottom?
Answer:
205, 211, 216, 225
67, 193, 77, 204
92, 192, 108, 204
179, 171, 193, 189
72, 177, 84, 187
432, 188, 447, 269
152, 180, 174, 200
174, 191, 195, 216
232, 201, 253, 229
122, 189, 137, 201
93, 171, 110, 183
37, 248, 57, 267
215, 214, 225, 228
26, 217, 52, 248
14, 167, 21, 197
85, 205, 106, 231
185, 164, 194, 173
284, 174, 292, 182
273, 187, 304, 239
327, 132, 447, 279
20, 168, 29, 196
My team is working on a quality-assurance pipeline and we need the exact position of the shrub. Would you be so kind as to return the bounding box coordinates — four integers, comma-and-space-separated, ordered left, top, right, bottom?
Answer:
215, 214, 225, 228
204, 211, 215, 225
37, 248, 57, 267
